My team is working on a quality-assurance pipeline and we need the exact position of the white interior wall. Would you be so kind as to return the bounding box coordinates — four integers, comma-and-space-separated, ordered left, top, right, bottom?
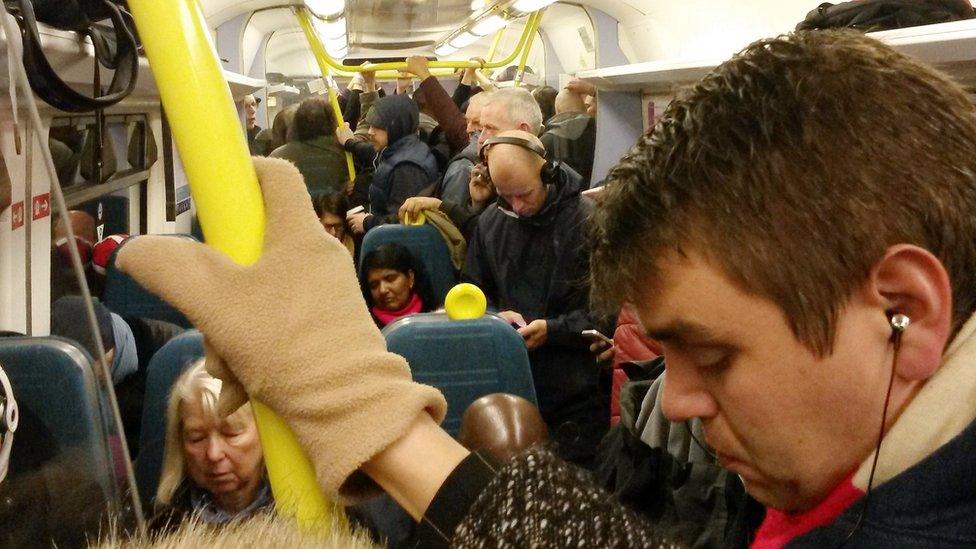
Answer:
617, 1, 816, 64
538, 4, 596, 78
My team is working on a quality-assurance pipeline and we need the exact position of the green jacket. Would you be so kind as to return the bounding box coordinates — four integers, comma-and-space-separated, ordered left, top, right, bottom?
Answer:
270, 135, 348, 195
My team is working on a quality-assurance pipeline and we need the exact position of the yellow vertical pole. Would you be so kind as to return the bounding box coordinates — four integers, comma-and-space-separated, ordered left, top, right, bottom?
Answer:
514, 10, 544, 87
484, 26, 505, 74
126, 0, 340, 534
296, 11, 358, 190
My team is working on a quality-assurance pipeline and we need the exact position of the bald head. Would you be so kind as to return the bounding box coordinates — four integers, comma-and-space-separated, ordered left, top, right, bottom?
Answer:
458, 393, 550, 461
554, 88, 586, 115
483, 130, 548, 217
54, 210, 96, 245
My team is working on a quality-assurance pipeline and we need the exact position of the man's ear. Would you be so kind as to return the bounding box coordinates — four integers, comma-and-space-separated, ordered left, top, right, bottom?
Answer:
869, 244, 952, 381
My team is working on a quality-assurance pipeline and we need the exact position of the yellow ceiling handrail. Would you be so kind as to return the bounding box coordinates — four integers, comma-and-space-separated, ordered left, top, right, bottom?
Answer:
513, 7, 544, 87
484, 26, 506, 72
296, 9, 542, 75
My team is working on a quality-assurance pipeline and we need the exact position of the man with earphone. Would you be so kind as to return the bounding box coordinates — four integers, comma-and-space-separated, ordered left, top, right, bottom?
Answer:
461, 130, 610, 467
113, 31, 976, 547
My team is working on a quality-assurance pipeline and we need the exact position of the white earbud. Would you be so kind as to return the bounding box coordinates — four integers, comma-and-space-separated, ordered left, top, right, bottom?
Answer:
890, 313, 911, 333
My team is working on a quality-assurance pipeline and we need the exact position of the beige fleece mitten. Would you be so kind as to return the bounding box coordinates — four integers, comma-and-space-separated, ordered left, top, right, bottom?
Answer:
116, 157, 446, 501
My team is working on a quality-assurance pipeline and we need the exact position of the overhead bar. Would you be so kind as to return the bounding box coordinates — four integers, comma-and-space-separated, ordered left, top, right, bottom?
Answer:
296, 9, 543, 75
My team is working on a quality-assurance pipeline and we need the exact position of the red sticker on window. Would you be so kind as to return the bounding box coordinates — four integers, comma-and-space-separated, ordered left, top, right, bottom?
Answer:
10, 201, 23, 230
31, 193, 50, 220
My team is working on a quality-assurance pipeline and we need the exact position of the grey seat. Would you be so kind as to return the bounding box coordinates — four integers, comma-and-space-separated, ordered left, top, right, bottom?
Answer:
0, 336, 127, 544
102, 234, 194, 328
134, 329, 204, 509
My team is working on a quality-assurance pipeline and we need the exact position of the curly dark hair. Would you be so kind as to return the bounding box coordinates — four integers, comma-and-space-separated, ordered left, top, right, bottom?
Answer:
590, 30, 976, 356
293, 97, 337, 142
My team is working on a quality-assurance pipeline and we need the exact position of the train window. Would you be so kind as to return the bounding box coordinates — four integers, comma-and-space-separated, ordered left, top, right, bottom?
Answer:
49, 115, 154, 302
49, 115, 155, 208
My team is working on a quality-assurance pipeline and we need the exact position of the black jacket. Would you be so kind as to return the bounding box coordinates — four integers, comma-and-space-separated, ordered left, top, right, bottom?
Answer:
359, 94, 439, 231
541, 112, 596, 186
462, 163, 608, 463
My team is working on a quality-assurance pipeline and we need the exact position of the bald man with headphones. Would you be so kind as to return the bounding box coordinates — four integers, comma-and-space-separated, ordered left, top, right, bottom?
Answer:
461, 130, 610, 467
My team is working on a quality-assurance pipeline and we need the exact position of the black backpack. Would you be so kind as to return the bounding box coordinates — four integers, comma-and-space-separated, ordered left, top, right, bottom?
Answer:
3, 0, 139, 112
797, 0, 976, 32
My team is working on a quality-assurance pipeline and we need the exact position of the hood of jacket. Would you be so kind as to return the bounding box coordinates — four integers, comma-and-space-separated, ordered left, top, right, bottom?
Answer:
367, 94, 419, 145
544, 112, 594, 141
418, 112, 439, 135
451, 135, 480, 164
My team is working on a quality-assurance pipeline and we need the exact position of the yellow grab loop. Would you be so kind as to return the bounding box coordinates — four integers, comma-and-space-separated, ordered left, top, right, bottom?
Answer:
127, 0, 342, 534
403, 211, 427, 226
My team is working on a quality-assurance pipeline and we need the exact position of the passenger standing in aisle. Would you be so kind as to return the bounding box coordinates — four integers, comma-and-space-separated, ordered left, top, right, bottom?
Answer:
338, 93, 439, 234
269, 97, 347, 196
463, 130, 608, 467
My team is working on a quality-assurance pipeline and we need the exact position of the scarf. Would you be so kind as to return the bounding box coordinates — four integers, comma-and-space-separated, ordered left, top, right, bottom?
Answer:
372, 292, 423, 327
190, 479, 273, 525
752, 312, 976, 547
109, 313, 137, 385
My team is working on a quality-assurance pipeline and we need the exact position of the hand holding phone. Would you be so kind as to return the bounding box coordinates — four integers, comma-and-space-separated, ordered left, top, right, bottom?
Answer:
582, 329, 613, 346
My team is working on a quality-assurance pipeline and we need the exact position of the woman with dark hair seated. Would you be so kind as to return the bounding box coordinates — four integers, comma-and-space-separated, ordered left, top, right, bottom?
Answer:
313, 191, 355, 257
360, 243, 434, 327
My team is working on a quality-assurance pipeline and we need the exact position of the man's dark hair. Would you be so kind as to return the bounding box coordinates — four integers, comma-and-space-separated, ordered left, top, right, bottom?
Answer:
293, 97, 337, 142
531, 86, 558, 124
590, 30, 976, 356
313, 191, 349, 219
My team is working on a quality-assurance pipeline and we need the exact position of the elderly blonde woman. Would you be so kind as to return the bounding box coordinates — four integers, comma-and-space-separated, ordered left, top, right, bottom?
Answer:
151, 359, 272, 529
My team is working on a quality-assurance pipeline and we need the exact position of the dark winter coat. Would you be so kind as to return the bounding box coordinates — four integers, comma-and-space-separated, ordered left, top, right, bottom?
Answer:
541, 112, 596, 186
361, 94, 439, 231
462, 162, 609, 465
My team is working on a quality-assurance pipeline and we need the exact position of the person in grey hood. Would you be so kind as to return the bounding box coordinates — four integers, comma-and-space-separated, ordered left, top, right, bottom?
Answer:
338, 93, 439, 234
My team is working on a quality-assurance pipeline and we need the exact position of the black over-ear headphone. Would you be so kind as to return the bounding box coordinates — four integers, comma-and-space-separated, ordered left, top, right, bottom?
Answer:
479, 135, 558, 182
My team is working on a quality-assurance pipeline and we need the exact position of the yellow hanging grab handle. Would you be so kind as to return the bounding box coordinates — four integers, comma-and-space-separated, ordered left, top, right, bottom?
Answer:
126, 0, 342, 535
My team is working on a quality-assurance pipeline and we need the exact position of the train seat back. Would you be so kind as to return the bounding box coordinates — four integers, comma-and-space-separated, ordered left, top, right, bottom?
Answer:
382, 313, 537, 435
0, 337, 121, 516
359, 224, 457, 306
135, 329, 204, 509
79, 195, 129, 239
102, 234, 194, 328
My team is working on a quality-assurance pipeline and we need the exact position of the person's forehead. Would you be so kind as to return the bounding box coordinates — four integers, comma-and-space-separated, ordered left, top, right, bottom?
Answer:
181, 399, 217, 428
488, 151, 538, 188
368, 267, 400, 280
633, 251, 776, 345
481, 103, 512, 125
